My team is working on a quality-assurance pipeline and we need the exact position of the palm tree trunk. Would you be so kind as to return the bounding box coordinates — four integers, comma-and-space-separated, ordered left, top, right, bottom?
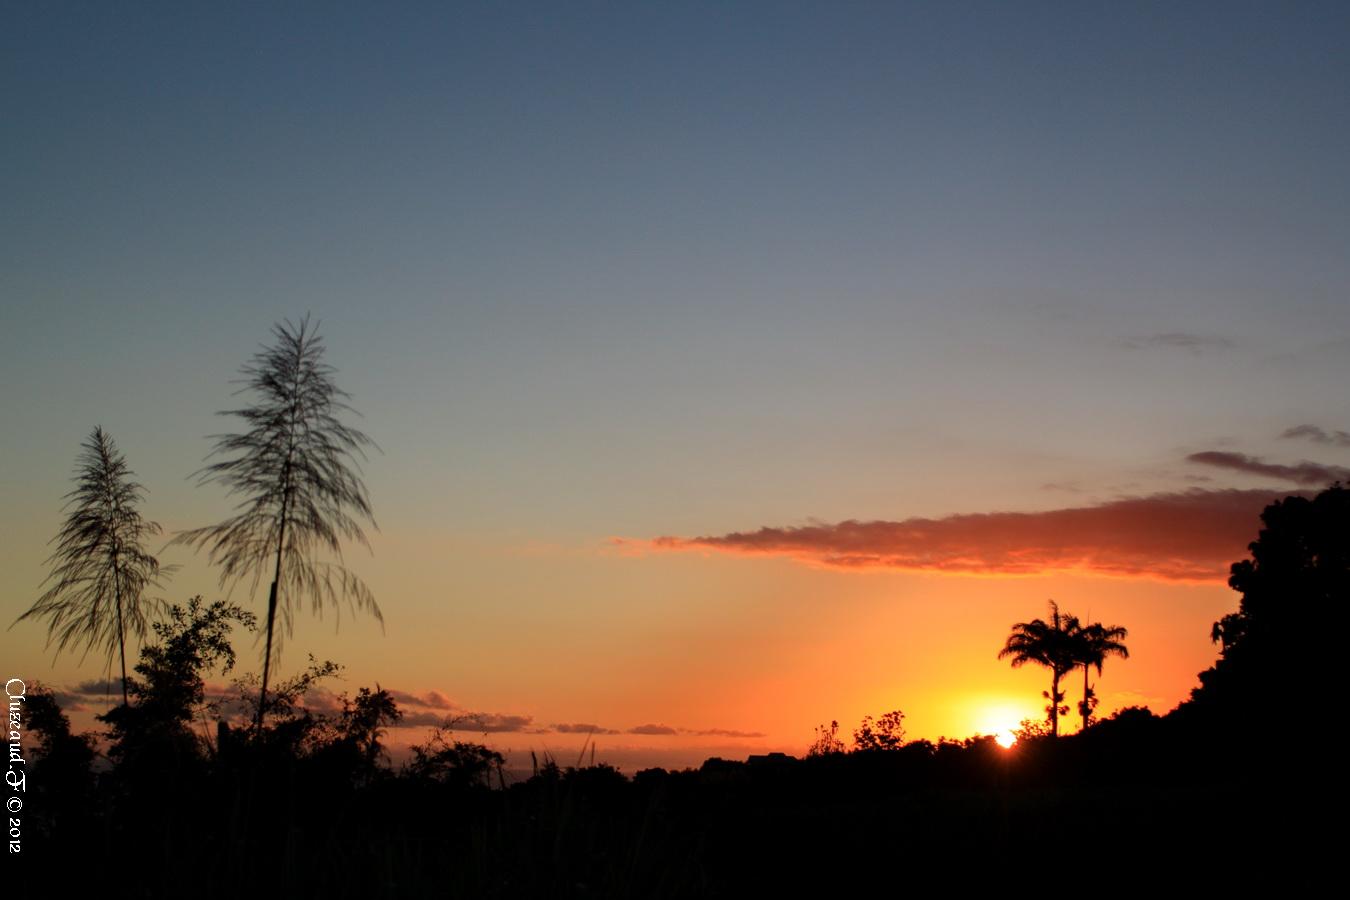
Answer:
1081, 663, 1090, 733
1050, 669, 1060, 737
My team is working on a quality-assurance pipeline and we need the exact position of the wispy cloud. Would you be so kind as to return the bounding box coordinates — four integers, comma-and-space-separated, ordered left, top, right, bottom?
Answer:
1119, 332, 1233, 353
399, 711, 452, 728
1185, 451, 1350, 486
631, 488, 1303, 581
71, 678, 118, 696
45, 690, 89, 712
623, 723, 766, 738
441, 712, 537, 734
1281, 424, 1350, 447
386, 689, 456, 710
553, 723, 622, 735
687, 728, 767, 738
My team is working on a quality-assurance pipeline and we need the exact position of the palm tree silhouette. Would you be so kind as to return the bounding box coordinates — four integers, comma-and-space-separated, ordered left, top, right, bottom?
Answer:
998, 600, 1081, 737
1072, 620, 1129, 732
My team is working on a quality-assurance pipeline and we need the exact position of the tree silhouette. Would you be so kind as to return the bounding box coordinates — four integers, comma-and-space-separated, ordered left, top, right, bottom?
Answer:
100, 597, 256, 771
852, 710, 906, 751
1192, 483, 1348, 725
173, 316, 379, 729
1072, 620, 1129, 732
998, 600, 1081, 737
13, 427, 168, 705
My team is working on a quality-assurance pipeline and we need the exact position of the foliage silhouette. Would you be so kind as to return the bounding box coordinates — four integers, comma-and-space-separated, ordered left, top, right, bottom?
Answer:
807, 719, 846, 756
1072, 620, 1129, 732
21, 683, 96, 825
225, 655, 342, 759
172, 315, 379, 730
406, 727, 506, 789
1190, 482, 1348, 729
311, 685, 403, 784
14, 427, 169, 705
99, 597, 256, 773
852, 710, 906, 751
1014, 716, 1054, 742
998, 600, 1081, 737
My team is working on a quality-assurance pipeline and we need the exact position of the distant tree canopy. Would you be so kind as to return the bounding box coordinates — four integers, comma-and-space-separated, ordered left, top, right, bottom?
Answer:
853, 710, 906, 751
1188, 483, 1348, 726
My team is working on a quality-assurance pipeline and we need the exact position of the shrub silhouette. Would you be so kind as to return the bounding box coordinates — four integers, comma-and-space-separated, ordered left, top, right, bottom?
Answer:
406, 728, 506, 789
807, 719, 846, 756
99, 597, 255, 775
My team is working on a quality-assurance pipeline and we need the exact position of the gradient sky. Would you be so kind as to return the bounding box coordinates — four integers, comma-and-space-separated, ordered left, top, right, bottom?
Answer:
4, 2, 1349, 771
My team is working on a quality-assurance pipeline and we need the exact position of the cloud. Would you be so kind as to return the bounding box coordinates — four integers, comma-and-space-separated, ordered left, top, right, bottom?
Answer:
397, 711, 451, 728
46, 691, 89, 712
386, 689, 456, 710
1186, 451, 1350, 486
620, 723, 766, 738
553, 723, 622, 735
71, 678, 118, 696
1119, 332, 1232, 352
300, 686, 345, 715
1281, 424, 1350, 447
329, 687, 538, 733
443, 712, 536, 734
636, 488, 1304, 581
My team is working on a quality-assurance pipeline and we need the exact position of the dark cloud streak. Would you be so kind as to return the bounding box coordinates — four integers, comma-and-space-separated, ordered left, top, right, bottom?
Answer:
554, 723, 622, 735
1186, 451, 1350, 486
1120, 332, 1232, 352
1281, 424, 1350, 447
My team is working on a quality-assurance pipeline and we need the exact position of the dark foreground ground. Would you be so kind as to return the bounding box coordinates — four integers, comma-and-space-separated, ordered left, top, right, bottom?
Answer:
16, 708, 1316, 898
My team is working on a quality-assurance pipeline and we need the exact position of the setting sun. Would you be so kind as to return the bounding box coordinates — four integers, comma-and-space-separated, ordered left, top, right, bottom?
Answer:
973, 702, 1030, 749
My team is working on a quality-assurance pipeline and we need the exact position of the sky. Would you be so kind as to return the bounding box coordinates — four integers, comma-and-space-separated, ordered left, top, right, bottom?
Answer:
3, 2, 1349, 771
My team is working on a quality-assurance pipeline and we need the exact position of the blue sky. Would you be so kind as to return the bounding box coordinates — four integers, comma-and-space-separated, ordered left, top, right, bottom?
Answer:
3, 2, 1348, 761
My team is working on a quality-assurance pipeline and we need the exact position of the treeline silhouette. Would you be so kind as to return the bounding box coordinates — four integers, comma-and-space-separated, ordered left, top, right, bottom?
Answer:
15, 486, 1338, 895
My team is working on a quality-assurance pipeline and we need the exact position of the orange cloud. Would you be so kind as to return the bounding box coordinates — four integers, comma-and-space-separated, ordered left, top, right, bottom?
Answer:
640, 489, 1302, 581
